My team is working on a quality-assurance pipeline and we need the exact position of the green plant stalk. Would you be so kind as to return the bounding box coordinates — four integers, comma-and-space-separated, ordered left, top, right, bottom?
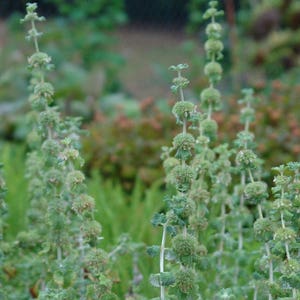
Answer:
278, 170, 296, 298
160, 223, 167, 300
238, 172, 245, 251
149, 63, 200, 298
176, 67, 196, 295
256, 181, 273, 300
178, 70, 187, 135
234, 111, 249, 287
290, 167, 300, 298
234, 89, 273, 298
232, 170, 246, 286
215, 199, 226, 290
204, 2, 225, 289
22, 4, 117, 298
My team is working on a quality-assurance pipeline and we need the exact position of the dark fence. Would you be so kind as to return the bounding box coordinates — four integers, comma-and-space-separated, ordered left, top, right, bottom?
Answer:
1, 0, 240, 27
124, 0, 188, 26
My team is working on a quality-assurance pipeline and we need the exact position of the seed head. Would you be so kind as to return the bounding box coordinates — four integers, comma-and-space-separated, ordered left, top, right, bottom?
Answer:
244, 181, 268, 205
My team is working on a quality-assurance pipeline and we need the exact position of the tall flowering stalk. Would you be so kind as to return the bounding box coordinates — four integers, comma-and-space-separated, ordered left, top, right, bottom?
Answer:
148, 64, 203, 299
192, 2, 236, 297
234, 89, 272, 299
269, 163, 300, 298
21, 3, 117, 299
200, 0, 223, 124
283, 163, 300, 298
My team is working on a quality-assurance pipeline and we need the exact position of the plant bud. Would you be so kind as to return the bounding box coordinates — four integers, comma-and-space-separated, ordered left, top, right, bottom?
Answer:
267, 282, 282, 298
34, 82, 54, 99
170, 165, 194, 192
204, 61, 222, 82
163, 157, 180, 173
72, 194, 95, 214
172, 233, 197, 265
28, 52, 51, 68
253, 218, 274, 242
42, 139, 60, 157
85, 248, 108, 274
172, 101, 195, 121
175, 268, 196, 294
173, 133, 195, 151
282, 259, 300, 275
244, 181, 268, 205
201, 119, 218, 141
196, 135, 210, 146
39, 109, 59, 128
272, 198, 292, 211
204, 39, 224, 56
66, 170, 85, 187
236, 149, 257, 169
206, 22, 222, 38
273, 174, 290, 188
180, 200, 196, 220
82, 220, 102, 240
274, 227, 296, 243
189, 215, 208, 231
200, 87, 221, 110
45, 169, 63, 186
172, 76, 190, 89
28, 94, 48, 110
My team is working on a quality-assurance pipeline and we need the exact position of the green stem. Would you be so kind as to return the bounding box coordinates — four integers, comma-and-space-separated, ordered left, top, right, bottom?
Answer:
265, 243, 273, 300
258, 204, 273, 299
78, 232, 86, 300
160, 224, 167, 300
31, 20, 40, 53
238, 172, 246, 251
253, 285, 258, 300
177, 70, 187, 134
248, 169, 254, 183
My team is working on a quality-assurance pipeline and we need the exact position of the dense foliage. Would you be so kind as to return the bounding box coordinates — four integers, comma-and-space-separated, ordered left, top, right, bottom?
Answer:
149, 1, 300, 299
1, 4, 119, 299
0, 1, 300, 299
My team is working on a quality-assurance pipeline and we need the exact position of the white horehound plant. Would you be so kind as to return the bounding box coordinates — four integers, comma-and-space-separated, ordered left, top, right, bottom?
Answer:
149, 1, 300, 299
234, 88, 272, 299
0, 1, 299, 299
20, 3, 118, 299
148, 63, 203, 300
267, 163, 300, 298
190, 2, 236, 298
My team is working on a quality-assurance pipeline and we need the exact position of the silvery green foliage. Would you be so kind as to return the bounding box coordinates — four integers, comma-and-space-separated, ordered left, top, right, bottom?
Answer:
233, 89, 272, 298
234, 93, 300, 299
149, 63, 203, 300
20, 3, 118, 299
266, 164, 300, 298
190, 1, 235, 297
152, 2, 300, 299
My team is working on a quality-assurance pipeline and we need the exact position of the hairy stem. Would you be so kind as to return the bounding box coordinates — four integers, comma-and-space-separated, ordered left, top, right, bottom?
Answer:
160, 224, 167, 300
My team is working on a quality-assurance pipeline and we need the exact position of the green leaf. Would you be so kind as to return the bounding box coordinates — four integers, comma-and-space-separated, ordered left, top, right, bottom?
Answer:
151, 213, 167, 227
149, 273, 161, 287
166, 225, 177, 237
146, 245, 160, 257
165, 249, 176, 261
160, 272, 175, 287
